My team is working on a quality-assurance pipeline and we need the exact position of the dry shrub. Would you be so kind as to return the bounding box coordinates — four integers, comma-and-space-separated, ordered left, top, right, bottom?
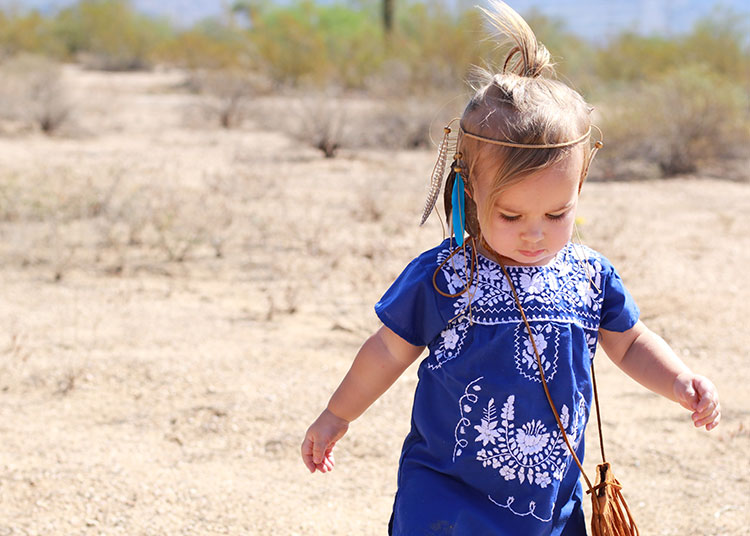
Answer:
371, 96, 459, 150
598, 65, 750, 178
187, 69, 271, 129
246, 85, 464, 159
254, 90, 461, 157
0, 168, 106, 223
0, 167, 121, 279
291, 95, 347, 158
0, 53, 72, 134
0, 164, 236, 278
97, 182, 233, 265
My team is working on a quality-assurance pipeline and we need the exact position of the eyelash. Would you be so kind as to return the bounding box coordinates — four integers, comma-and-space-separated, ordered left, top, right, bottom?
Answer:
499, 212, 568, 222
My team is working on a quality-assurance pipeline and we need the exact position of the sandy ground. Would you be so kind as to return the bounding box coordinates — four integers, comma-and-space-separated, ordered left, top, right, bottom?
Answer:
0, 66, 748, 535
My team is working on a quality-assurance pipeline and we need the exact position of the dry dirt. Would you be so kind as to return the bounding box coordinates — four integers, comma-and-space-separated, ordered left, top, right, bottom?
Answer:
0, 67, 748, 535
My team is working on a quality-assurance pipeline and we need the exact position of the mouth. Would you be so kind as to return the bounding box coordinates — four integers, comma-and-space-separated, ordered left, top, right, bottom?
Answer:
519, 249, 545, 258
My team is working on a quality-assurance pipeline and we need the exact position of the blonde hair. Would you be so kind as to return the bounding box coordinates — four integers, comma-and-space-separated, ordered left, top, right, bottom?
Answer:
458, 0, 593, 235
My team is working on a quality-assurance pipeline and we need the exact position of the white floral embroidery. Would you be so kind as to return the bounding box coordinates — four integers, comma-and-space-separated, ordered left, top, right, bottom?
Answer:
472, 394, 583, 490
477, 262, 503, 283
560, 403, 570, 429
499, 465, 515, 480
474, 398, 501, 446
585, 331, 598, 359
442, 327, 460, 350
523, 333, 548, 358
577, 280, 598, 307
430, 319, 471, 370
430, 243, 608, 370
516, 420, 550, 456
514, 323, 559, 382
453, 377, 483, 461
451, 380, 589, 522
487, 495, 553, 523
535, 471, 552, 488
520, 272, 546, 296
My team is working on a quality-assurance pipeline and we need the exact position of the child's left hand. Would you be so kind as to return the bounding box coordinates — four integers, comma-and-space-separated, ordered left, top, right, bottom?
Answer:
673, 372, 721, 431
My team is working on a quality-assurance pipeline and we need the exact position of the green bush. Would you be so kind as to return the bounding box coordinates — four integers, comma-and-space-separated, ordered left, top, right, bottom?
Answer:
0, 10, 66, 58
680, 9, 750, 83
387, 2, 486, 92
595, 9, 750, 88
52, 0, 172, 70
521, 9, 597, 90
154, 26, 251, 70
595, 33, 682, 84
599, 65, 750, 177
249, 1, 384, 88
250, 4, 333, 86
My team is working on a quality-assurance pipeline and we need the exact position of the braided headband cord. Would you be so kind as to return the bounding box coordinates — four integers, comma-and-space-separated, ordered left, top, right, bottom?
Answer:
460, 125, 592, 149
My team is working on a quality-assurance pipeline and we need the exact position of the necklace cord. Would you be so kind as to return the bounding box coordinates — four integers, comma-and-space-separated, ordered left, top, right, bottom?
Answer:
498, 261, 597, 498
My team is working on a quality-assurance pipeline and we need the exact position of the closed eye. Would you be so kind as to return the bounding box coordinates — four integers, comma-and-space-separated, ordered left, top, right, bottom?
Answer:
500, 211, 569, 221
546, 211, 568, 220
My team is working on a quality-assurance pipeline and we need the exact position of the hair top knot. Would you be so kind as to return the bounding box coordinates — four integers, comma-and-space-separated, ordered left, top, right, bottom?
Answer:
481, 0, 553, 79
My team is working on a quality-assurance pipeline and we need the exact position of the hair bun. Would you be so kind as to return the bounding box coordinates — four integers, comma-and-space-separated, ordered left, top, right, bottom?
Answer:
481, 0, 553, 79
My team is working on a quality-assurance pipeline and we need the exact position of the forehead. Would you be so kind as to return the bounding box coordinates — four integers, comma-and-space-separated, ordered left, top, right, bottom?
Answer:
481, 148, 584, 208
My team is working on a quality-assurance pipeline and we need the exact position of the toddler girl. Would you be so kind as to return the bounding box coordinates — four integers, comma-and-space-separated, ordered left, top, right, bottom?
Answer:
301, 2, 720, 534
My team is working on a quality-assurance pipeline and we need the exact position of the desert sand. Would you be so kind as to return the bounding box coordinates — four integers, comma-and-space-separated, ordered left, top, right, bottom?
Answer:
0, 67, 747, 535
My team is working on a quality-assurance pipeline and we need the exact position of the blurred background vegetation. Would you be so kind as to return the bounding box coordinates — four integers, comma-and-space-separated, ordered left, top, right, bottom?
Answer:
1, 0, 749, 177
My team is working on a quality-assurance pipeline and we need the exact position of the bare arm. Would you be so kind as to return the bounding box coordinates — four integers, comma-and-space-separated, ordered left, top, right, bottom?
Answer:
599, 320, 720, 430
301, 325, 425, 473
327, 325, 425, 421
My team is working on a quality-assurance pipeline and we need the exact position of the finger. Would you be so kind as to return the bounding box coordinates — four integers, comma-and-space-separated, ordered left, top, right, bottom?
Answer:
323, 452, 335, 471
694, 380, 716, 409
316, 457, 334, 473
692, 399, 716, 420
314, 449, 335, 472
694, 407, 721, 428
695, 412, 719, 429
706, 413, 721, 431
695, 393, 719, 414
695, 394, 713, 413
685, 390, 699, 410
301, 437, 317, 473
318, 460, 332, 473
312, 439, 328, 465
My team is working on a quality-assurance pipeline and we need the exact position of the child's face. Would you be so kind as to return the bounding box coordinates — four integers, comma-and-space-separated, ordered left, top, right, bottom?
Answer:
472, 148, 584, 266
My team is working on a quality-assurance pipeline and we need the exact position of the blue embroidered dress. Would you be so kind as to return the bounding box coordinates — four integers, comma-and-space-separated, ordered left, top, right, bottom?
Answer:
375, 239, 640, 536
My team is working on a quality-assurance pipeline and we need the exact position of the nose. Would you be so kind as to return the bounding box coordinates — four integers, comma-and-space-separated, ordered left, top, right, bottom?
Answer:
521, 223, 544, 244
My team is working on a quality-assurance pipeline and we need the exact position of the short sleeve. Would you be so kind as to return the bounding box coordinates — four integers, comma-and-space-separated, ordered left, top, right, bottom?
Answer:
374, 256, 449, 347
599, 260, 640, 332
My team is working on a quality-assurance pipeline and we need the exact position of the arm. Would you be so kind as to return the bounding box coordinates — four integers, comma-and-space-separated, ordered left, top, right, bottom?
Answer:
598, 320, 720, 431
301, 325, 425, 473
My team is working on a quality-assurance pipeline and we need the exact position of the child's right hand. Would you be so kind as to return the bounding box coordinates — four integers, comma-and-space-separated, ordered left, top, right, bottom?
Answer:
301, 408, 350, 473
673, 372, 721, 431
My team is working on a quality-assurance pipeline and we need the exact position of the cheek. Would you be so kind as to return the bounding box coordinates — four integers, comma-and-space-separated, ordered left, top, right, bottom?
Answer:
551, 217, 576, 241
487, 219, 517, 243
